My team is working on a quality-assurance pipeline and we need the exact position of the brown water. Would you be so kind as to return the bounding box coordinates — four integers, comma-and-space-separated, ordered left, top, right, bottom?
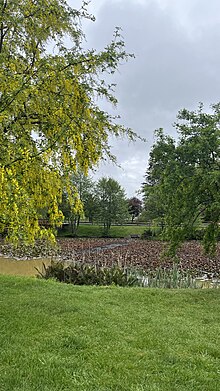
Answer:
1, 256, 219, 288
0, 256, 53, 277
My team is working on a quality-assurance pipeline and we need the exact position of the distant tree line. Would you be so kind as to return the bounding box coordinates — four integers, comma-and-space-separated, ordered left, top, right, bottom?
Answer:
59, 174, 143, 236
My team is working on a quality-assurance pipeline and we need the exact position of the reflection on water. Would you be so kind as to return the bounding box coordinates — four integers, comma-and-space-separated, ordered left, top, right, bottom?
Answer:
0, 256, 53, 277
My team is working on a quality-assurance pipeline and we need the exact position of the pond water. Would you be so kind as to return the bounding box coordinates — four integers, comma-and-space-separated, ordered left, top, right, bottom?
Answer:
0, 255, 219, 288
0, 256, 53, 277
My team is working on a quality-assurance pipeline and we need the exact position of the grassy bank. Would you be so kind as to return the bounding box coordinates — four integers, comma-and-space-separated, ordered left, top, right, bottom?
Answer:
0, 275, 219, 390
58, 224, 151, 238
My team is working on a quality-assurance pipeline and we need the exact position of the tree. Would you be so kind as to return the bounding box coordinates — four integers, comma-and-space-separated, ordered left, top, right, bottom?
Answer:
94, 177, 129, 235
0, 0, 136, 243
60, 171, 96, 235
128, 197, 142, 222
142, 189, 165, 227
143, 104, 220, 254
142, 128, 175, 227
83, 188, 98, 224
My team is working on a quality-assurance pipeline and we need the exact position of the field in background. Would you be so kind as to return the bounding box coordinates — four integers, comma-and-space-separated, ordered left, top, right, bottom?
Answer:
0, 275, 220, 391
58, 223, 153, 238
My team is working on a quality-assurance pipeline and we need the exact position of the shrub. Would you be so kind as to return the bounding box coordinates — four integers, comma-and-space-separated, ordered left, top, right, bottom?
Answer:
36, 261, 199, 288
184, 228, 205, 241
141, 227, 162, 239
184, 227, 220, 242
141, 228, 154, 239
36, 261, 138, 287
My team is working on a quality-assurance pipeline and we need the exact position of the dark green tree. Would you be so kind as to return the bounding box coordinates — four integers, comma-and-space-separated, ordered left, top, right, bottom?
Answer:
143, 104, 220, 254
95, 177, 129, 235
143, 128, 175, 228
60, 171, 96, 235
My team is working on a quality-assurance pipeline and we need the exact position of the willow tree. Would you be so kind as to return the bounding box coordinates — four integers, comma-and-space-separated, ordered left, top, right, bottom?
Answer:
0, 0, 135, 243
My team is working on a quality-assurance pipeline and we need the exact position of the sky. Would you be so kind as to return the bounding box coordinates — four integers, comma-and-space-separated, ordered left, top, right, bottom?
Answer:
69, 0, 220, 197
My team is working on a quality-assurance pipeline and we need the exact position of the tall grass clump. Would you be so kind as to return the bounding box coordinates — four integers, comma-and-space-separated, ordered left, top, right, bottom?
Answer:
36, 261, 138, 287
142, 264, 197, 288
36, 261, 201, 288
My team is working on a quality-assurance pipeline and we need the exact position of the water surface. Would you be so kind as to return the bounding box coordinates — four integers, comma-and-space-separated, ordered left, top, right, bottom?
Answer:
0, 256, 52, 277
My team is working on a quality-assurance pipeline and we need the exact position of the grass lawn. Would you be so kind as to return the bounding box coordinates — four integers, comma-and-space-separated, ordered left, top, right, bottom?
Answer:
58, 224, 150, 238
0, 275, 219, 391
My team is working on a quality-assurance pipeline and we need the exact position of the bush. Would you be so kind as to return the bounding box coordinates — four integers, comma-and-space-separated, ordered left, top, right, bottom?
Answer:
141, 227, 162, 239
36, 261, 139, 287
36, 261, 199, 289
141, 228, 154, 239
184, 228, 205, 241
185, 227, 220, 242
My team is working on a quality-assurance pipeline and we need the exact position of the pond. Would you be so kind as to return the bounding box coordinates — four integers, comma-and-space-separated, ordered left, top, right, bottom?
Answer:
0, 256, 53, 277
0, 255, 219, 288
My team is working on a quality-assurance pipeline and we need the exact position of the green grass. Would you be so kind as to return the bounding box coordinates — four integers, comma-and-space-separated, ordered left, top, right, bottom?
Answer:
0, 275, 220, 391
58, 224, 150, 238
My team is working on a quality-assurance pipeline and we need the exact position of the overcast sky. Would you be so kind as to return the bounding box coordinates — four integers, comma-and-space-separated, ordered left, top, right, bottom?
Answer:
69, 0, 220, 197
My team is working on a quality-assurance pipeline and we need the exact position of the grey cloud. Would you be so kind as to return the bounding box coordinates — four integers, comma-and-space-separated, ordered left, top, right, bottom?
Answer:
71, 0, 220, 195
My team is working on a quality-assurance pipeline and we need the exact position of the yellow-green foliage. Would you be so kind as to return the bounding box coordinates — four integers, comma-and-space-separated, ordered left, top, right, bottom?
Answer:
0, 0, 135, 243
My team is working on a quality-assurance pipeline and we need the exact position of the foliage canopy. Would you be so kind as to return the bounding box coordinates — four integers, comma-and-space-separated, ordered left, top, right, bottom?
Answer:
60, 171, 96, 235
94, 177, 129, 235
0, 0, 135, 243
128, 197, 142, 222
143, 104, 220, 254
